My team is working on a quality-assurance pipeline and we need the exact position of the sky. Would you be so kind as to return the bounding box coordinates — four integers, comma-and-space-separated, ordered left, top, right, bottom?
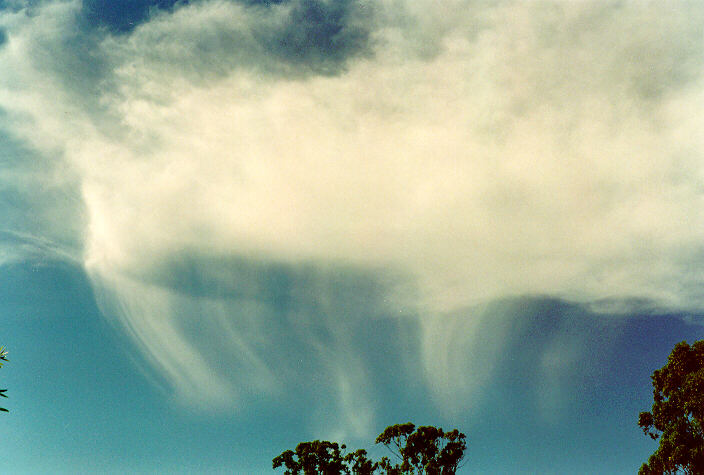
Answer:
0, 0, 703, 473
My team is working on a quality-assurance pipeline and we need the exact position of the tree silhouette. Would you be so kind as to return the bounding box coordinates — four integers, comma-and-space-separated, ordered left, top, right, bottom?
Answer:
0, 346, 8, 412
638, 340, 704, 474
273, 423, 467, 474
272, 440, 377, 474
376, 423, 467, 475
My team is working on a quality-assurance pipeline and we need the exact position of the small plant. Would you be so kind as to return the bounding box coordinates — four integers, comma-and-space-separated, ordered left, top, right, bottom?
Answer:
0, 346, 8, 412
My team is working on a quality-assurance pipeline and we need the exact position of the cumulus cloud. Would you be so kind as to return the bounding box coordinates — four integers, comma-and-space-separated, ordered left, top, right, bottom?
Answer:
1, 0, 703, 433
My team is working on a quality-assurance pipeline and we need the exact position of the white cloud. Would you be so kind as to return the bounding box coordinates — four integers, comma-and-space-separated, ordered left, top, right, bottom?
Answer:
1, 0, 703, 430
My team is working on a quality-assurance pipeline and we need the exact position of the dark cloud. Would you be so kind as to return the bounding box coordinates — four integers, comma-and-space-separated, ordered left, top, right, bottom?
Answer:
183, 0, 374, 77
266, 0, 373, 74
0, 0, 29, 12
81, 0, 190, 34
79, 0, 373, 77
80, 0, 295, 35
0, 0, 373, 121
240, 0, 287, 5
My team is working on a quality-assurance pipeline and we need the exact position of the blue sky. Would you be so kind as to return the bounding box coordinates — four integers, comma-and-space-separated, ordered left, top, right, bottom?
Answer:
0, 0, 703, 473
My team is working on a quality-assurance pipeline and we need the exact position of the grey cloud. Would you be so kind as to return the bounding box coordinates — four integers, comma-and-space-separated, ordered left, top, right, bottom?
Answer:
264, 0, 374, 74
102, 0, 375, 84
79, 0, 377, 78
81, 0, 375, 84
80, 0, 189, 34
125, 251, 399, 317
0, 0, 377, 143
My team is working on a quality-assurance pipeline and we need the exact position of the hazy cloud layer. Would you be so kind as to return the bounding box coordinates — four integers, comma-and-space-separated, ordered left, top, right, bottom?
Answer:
1, 0, 703, 435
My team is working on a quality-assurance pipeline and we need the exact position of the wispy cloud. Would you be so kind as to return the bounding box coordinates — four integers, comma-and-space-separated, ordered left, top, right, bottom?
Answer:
1, 0, 703, 434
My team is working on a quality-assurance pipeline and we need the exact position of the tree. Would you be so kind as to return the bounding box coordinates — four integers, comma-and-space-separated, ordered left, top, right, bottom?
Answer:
376, 423, 467, 475
272, 440, 377, 475
0, 346, 8, 412
273, 423, 467, 474
638, 340, 704, 474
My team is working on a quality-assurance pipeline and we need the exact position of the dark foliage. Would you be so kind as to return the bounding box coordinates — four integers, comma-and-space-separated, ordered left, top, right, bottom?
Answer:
272, 440, 377, 474
273, 422, 467, 474
638, 340, 704, 474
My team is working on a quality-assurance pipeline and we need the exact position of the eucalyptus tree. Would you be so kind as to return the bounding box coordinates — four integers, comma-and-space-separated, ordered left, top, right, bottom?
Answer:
273, 422, 467, 474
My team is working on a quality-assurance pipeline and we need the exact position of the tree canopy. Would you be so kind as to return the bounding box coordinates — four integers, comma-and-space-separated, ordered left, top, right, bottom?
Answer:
272, 440, 377, 475
638, 339, 704, 474
273, 422, 467, 474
